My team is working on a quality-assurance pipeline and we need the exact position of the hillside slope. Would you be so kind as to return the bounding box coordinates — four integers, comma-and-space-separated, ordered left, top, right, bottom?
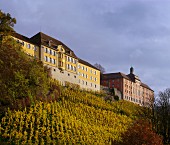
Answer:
0, 87, 143, 144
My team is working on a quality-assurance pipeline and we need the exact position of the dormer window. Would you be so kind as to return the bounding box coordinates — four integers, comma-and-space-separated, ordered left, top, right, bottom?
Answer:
48, 40, 52, 47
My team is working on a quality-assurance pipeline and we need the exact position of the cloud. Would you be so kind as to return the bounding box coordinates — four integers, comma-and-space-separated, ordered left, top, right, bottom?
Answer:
1, 0, 170, 94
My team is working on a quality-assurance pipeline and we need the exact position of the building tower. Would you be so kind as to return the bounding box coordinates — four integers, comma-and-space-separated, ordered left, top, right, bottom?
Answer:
130, 66, 134, 74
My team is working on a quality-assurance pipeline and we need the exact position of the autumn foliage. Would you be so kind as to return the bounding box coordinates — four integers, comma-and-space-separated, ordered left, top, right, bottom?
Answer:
113, 119, 163, 145
0, 10, 165, 145
0, 88, 133, 144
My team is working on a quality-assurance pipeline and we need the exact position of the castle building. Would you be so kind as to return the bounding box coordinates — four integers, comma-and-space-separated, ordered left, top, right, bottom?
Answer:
12, 32, 100, 91
101, 67, 154, 106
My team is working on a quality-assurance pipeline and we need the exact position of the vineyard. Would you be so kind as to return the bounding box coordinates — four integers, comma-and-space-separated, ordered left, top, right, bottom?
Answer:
0, 87, 143, 144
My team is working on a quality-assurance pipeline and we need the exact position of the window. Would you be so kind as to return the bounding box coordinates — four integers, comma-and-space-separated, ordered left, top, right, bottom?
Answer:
51, 58, 54, 64
22, 42, 25, 46
53, 51, 56, 56
44, 56, 48, 62
94, 71, 96, 75
74, 76, 76, 78
90, 69, 92, 73
82, 66, 84, 70
54, 69, 56, 72
86, 67, 88, 71
50, 58, 52, 63
91, 83, 92, 87
74, 59, 76, 64
69, 64, 71, 70
86, 82, 87, 85
68, 73, 70, 76
74, 66, 76, 71
82, 80, 84, 85
78, 65, 81, 69
71, 65, 73, 70
27, 44, 31, 49
59, 61, 61, 67
95, 85, 96, 88
67, 64, 70, 69
33, 46, 37, 51
50, 49, 52, 55
59, 53, 62, 58
48, 57, 50, 62
45, 48, 48, 53
90, 76, 93, 80
138, 90, 140, 96
54, 59, 56, 64
94, 78, 97, 81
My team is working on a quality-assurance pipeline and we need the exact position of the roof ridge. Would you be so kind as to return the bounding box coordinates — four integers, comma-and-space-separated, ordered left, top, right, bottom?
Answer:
30, 31, 78, 58
78, 58, 100, 71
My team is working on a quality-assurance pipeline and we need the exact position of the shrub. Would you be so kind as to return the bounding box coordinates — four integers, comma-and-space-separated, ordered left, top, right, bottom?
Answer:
113, 119, 163, 145
114, 95, 119, 101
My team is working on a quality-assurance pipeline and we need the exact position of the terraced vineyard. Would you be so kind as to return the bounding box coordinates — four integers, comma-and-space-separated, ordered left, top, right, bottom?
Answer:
0, 87, 142, 144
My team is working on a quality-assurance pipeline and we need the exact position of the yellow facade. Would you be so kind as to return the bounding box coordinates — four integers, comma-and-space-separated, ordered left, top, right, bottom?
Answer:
12, 36, 39, 59
57, 45, 66, 70
78, 62, 100, 89
12, 32, 101, 91
65, 55, 77, 74
43, 45, 57, 67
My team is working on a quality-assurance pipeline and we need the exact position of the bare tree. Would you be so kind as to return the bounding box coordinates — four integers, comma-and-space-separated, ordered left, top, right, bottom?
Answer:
151, 88, 170, 144
94, 63, 105, 74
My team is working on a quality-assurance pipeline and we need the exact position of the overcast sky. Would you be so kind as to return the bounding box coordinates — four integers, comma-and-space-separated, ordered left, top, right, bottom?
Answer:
1, 0, 170, 94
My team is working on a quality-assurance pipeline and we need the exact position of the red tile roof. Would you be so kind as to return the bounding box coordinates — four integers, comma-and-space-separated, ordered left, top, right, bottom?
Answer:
102, 72, 153, 91
102, 72, 130, 80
